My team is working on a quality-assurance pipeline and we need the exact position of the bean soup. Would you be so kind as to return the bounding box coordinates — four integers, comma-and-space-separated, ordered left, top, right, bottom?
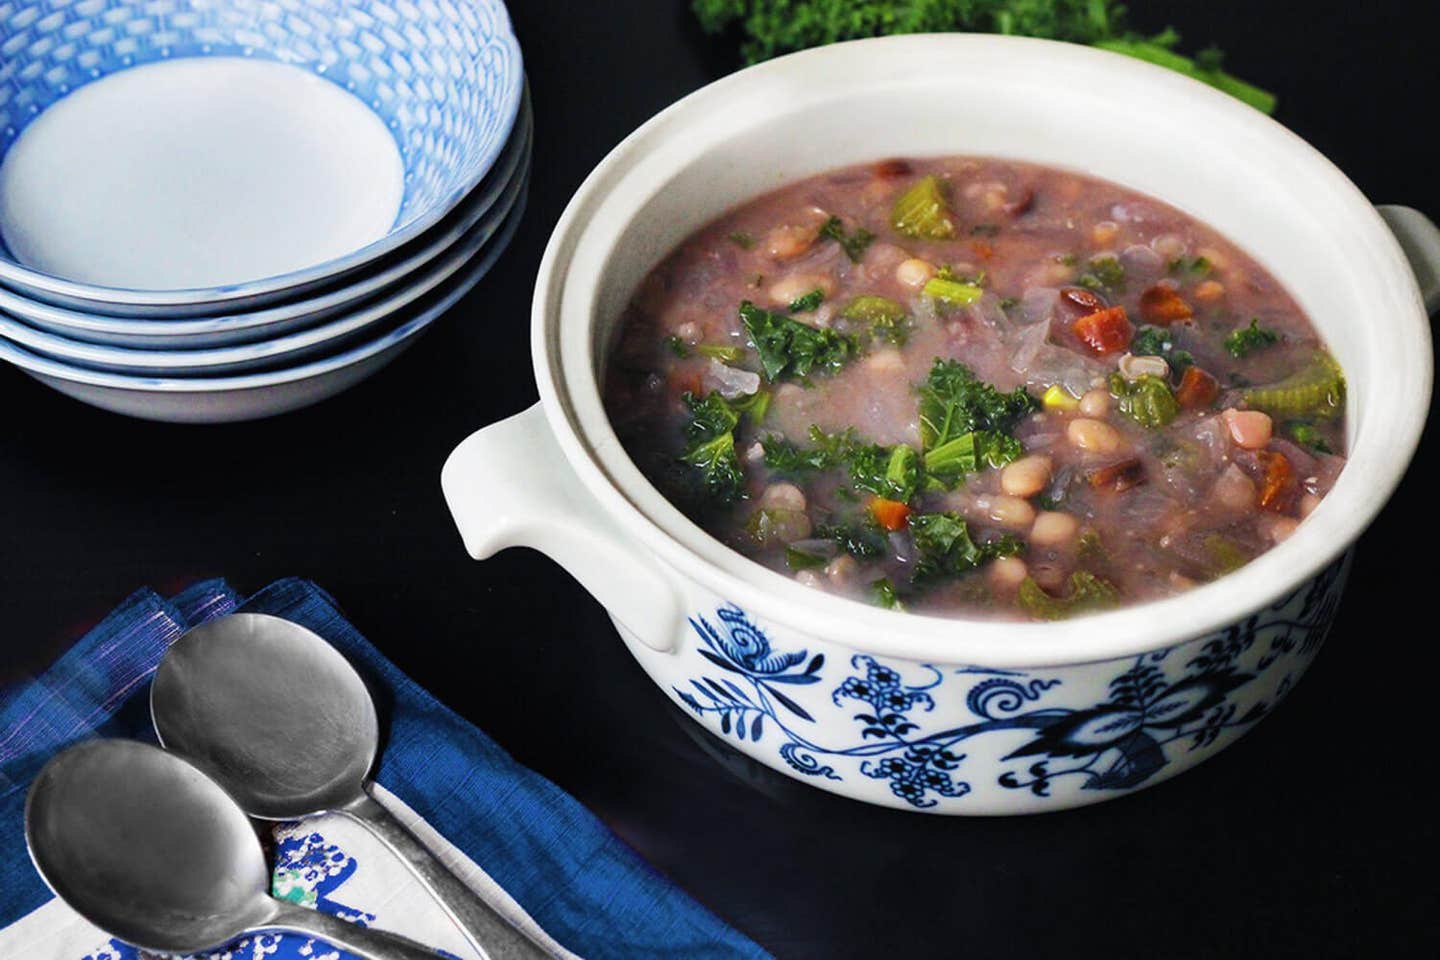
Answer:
603, 157, 1347, 620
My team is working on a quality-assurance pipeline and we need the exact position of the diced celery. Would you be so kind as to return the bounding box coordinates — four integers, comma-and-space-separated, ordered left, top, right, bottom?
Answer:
891, 175, 955, 239
1241, 351, 1346, 420
923, 277, 983, 306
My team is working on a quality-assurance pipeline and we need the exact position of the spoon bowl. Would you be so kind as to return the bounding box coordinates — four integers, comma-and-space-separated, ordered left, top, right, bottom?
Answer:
26, 739, 447, 959
151, 612, 377, 819
26, 740, 282, 952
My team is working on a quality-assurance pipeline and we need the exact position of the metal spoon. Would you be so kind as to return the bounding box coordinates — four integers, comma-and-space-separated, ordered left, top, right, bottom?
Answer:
150, 612, 550, 960
25, 739, 441, 959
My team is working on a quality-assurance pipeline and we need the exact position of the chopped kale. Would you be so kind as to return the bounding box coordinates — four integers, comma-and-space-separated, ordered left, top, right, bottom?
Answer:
1077, 255, 1126, 293
1285, 421, 1334, 454
765, 427, 920, 502
1167, 255, 1212, 278
909, 512, 1023, 582
739, 300, 858, 382
664, 335, 690, 358
849, 443, 922, 503
819, 215, 876, 262
785, 544, 830, 570
679, 390, 768, 502
870, 577, 904, 610
1017, 571, 1120, 620
1129, 324, 1194, 372
839, 295, 909, 345
788, 288, 826, 313
815, 519, 889, 560
762, 425, 856, 474
1224, 318, 1281, 358
917, 360, 1037, 487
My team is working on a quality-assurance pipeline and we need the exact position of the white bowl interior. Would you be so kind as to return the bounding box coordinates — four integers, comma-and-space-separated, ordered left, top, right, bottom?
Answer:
544, 35, 1431, 666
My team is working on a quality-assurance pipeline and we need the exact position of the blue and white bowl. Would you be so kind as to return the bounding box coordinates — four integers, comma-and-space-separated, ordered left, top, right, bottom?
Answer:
0, 183, 526, 422
0, 94, 532, 352
0, 156, 527, 376
442, 36, 1436, 814
0, 0, 523, 316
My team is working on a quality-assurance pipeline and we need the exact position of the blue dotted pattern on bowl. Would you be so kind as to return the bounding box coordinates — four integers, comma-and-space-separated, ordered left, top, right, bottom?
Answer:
0, 0, 523, 261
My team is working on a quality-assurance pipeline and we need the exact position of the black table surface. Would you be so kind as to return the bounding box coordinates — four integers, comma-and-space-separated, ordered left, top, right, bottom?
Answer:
3, 2, 1437, 956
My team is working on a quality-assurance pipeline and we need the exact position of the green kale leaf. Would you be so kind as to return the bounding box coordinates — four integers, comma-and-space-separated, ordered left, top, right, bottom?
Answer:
739, 300, 858, 382
1224, 318, 1281, 358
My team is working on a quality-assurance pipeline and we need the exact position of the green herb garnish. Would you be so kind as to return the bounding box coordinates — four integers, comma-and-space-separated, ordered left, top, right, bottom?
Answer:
665, 335, 690, 358
970, 223, 1001, 237
739, 300, 858, 382
1224, 318, 1281, 358
692, 3, 1275, 113
819, 215, 876, 262
727, 231, 756, 250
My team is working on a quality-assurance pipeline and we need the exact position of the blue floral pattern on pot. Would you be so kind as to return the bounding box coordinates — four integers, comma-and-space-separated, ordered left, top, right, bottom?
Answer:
676, 555, 1345, 810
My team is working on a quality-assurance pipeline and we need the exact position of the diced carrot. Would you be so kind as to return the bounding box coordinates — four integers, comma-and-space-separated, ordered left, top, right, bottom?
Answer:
1072, 306, 1133, 355
870, 497, 912, 532
1175, 366, 1220, 409
1256, 450, 1299, 513
1138, 285, 1194, 324
971, 239, 994, 260
1086, 458, 1146, 492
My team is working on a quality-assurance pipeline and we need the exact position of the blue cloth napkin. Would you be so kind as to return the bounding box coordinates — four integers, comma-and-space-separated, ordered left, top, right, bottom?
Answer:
0, 578, 770, 960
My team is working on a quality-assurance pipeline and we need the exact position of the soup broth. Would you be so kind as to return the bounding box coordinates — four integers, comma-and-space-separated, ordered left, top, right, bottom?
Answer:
603, 157, 1346, 620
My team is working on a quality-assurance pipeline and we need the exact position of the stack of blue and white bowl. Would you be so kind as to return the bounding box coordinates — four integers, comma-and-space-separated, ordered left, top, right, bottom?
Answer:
0, 0, 527, 423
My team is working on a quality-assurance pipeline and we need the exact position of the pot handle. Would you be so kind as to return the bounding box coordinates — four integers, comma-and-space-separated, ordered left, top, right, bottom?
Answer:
442, 403, 681, 653
1378, 205, 1440, 315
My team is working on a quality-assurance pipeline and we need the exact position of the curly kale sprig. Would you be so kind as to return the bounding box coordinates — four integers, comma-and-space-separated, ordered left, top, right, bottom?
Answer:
692, 1, 1275, 113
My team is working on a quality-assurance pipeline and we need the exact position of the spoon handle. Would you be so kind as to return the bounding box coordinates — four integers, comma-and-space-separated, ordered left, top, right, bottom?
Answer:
340, 788, 554, 960
263, 900, 447, 960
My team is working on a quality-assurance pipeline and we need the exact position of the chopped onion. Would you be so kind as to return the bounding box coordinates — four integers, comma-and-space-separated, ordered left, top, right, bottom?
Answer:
1117, 352, 1170, 381
703, 359, 761, 399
